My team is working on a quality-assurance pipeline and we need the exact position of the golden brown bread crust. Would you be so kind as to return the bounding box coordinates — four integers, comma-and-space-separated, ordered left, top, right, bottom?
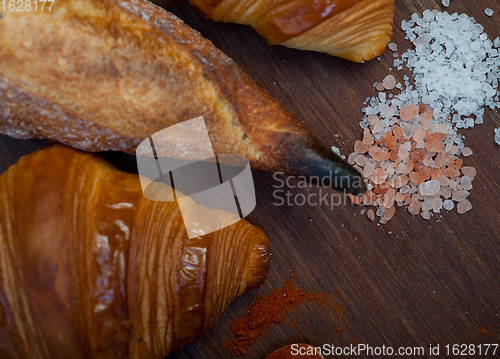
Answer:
0, 145, 270, 358
187, 0, 395, 63
0, 0, 365, 194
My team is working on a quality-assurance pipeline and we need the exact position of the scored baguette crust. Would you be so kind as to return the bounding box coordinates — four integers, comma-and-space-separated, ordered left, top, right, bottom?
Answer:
0, 0, 365, 193
0, 0, 303, 168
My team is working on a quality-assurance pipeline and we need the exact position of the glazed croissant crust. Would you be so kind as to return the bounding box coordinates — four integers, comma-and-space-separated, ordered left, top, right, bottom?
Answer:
0, 145, 270, 359
187, 0, 395, 62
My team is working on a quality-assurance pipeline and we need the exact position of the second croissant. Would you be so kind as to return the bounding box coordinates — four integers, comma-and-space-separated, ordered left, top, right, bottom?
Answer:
187, 0, 395, 62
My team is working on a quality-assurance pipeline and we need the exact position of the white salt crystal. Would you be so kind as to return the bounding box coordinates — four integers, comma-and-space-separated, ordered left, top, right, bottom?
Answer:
461, 176, 473, 190
485, 8, 494, 17
495, 128, 500, 145
331, 146, 341, 156
419, 180, 441, 196
442, 0, 450, 7
443, 199, 454, 210
494, 37, 500, 48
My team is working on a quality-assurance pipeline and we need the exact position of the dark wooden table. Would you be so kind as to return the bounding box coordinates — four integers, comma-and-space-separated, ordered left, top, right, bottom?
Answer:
1, 0, 500, 358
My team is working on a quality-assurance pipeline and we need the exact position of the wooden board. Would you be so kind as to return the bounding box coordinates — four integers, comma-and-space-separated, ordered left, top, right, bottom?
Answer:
1, 0, 500, 358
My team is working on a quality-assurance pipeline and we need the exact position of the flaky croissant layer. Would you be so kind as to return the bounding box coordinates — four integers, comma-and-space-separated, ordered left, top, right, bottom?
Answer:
0, 145, 270, 359
188, 0, 395, 62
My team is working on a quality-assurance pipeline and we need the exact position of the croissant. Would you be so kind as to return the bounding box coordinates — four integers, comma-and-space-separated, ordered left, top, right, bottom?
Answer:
187, 0, 395, 62
0, 145, 270, 358
0, 0, 365, 195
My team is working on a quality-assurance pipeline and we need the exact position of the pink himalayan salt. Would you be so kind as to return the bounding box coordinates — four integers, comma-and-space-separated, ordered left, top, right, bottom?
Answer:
457, 199, 472, 214
461, 147, 473, 156
367, 209, 375, 221
413, 127, 426, 143
461, 166, 476, 181
369, 146, 391, 161
363, 128, 374, 145
383, 206, 396, 220
371, 168, 387, 184
382, 75, 396, 90
399, 104, 419, 121
354, 140, 370, 154
363, 162, 376, 178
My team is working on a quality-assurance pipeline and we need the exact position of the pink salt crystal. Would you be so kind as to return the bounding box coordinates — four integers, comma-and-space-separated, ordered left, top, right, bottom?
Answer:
435, 124, 449, 133
437, 175, 450, 186
415, 141, 426, 149
354, 140, 370, 154
410, 171, 426, 185
431, 169, 442, 180
383, 206, 396, 220
395, 163, 406, 174
369, 146, 391, 161
443, 167, 460, 179
457, 199, 472, 214
382, 75, 396, 90
410, 148, 426, 162
439, 186, 452, 198
434, 153, 447, 168
452, 190, 469, 202
368, 114, 379, 126
425, 139, 443, 152
371, 168, 387, 184
413, 127, 426, 143
355, 155, 368, 166
393, 175, 409, 188
421, 211, 431, 220
461, 147, 473, 156
388, 42, 398, 51
348, 152, 358, 164
420, 109, 434, 126
454, 158, 463, 170
461, 166, 476, 181
367, 209, 375, 221
363, 128, 374, 145
372, 121, 385, 134
419, 103, 427, 113
392, 124, 404, 139
449, 145, 459, 155
432, 198, 443, 213
399, 104, 419, 121
397, 146, 409, 159
408, 200, 422, 215
395, 192, 405, 202
362, 162, 376, 178
376, 83, 385, 91
382, 189, 396, 208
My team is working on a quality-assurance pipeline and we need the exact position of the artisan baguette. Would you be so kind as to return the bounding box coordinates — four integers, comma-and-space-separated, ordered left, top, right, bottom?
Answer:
0, 0, 365, 194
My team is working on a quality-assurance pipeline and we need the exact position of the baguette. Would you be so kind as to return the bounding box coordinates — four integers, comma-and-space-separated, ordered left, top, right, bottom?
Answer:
0, 0, 365, 194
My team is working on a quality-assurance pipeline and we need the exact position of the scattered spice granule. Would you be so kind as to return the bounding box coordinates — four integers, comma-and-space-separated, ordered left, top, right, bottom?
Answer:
222, 280, 344, 356
348, 102, 476, 223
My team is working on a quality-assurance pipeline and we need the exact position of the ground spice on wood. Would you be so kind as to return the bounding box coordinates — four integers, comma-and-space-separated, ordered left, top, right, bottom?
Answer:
221, 280, 343, 356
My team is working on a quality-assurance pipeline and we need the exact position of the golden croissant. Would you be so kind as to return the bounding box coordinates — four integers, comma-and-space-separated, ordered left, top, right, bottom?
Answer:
187, 0, 395, 62
0, 0, 365, 195
0, 145, 270, 358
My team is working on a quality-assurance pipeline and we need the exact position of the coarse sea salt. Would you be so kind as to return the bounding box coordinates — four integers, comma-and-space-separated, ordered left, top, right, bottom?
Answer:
345, 9, 496, 224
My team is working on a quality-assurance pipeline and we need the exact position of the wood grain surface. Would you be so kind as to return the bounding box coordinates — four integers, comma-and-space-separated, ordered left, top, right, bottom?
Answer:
1, 0, 500, 358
